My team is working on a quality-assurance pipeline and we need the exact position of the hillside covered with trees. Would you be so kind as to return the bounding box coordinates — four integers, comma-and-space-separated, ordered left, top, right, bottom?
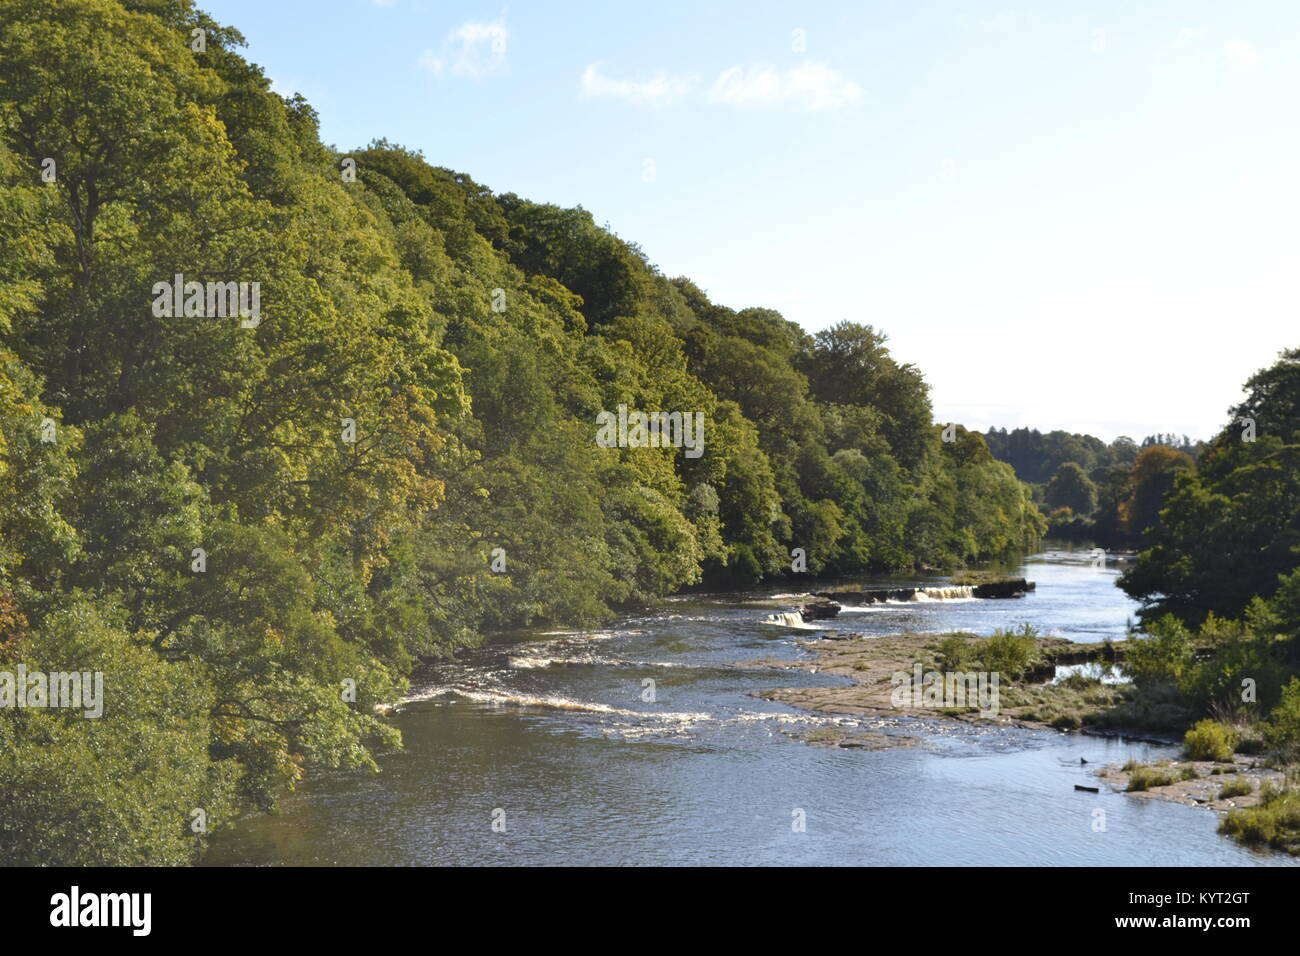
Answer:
0, 0, 1046, 863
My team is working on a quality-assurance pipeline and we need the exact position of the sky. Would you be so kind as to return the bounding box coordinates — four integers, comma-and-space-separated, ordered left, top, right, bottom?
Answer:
201, 0, 1300, 443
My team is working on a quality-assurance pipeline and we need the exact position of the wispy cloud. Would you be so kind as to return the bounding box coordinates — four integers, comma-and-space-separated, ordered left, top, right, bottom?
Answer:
579, 63, 696, 106
579, 61, 861, 111
1223, 39, 1262, 69
708, 62, 862, 111
418, 19, 507, 78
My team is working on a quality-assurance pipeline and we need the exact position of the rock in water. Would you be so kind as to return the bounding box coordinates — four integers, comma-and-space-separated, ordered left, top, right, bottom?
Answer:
799, 599, 842, 622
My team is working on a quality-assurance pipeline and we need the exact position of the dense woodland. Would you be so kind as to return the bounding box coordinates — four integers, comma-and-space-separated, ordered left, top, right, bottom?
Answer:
0, 0, 1046, 863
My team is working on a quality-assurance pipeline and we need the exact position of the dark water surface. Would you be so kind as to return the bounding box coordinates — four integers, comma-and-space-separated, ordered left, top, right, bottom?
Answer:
205, 550, 1296, 866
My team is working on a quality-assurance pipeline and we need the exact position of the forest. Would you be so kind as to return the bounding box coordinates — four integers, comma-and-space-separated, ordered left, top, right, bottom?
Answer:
0, 0, 1044, 863
983, 427, 1204, 546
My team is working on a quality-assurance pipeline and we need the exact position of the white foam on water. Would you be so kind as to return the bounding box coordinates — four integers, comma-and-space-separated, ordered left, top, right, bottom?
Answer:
918, 585, 977, 601
508, 655, 689, 670
507, 656, 555, 669
452, 689, 643, 715
762, 611, 822, 630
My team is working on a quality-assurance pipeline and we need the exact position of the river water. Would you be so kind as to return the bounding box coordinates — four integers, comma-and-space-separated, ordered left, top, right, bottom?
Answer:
205, 549, 1297, 866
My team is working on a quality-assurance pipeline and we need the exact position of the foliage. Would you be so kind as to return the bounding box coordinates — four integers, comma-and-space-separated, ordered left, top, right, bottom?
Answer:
1045, 462, 1097, 516
1121, 349, 1300, 622
1218, 778, 1253, 799
1127, 765, 1176, 791
1219, 784, 1300, 855
1123, 615, 1196, 688
0, 0, 1049, 862
1182, 719, 1237, 762
976, 624, 1041, 681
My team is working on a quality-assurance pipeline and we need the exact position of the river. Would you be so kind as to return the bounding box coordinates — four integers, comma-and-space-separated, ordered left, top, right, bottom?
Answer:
204, 548, 1297, 866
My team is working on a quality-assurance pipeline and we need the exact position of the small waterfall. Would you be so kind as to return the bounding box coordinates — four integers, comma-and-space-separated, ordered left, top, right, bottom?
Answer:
913, 585, 975, 602
764, 611, 810, 628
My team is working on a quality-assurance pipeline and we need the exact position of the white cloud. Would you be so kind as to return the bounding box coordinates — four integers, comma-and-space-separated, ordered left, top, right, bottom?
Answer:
1170, 27, 1204, 48
707, 62, 862, 111
578, 60, 862, 111
1224, 39, 1262, 69
579, 63, 696, 106
419, 20, 507, 78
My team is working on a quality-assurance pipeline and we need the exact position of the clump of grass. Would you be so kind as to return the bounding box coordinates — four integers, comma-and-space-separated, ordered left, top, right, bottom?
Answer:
1000, 677, 1122, 729
1177, 764, 1200, 781
1090, 683, 1195, 733
1183, 719, 1238, 762
1218, 778, 1253, 799
1121, 758, 1141, 772
1127, 765, 1176, 791
1219, 784, 1300, 855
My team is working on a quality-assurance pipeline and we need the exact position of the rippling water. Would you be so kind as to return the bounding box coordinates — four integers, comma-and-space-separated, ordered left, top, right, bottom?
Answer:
204, 548, 1297, 866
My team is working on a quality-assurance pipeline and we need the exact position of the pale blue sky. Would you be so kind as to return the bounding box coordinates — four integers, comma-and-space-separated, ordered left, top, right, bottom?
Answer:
202, 0, 1300, 442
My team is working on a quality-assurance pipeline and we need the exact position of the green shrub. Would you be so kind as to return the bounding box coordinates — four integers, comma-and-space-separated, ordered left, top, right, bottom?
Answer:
1125, 615, 1195, 688
936, 635, 973, 671
978, 625, 1040, 681
1219, 786, 1300, 855
1183, 719, 1237, 762
1127, 766, 1175, 791
1180, 636, 1291, 714
1265, 678, 1300, 764
1218, 778, 1253, 799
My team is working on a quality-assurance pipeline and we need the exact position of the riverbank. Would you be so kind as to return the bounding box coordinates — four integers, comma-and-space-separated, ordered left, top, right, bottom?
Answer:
1096, 756, 1281, 811
754, 629, 1164, 737
1096, 756, 1300, 855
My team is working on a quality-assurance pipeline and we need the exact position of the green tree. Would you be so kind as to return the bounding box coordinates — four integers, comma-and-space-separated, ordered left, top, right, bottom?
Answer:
1121, 445, 1194, 537
1045, 462, 1098, 515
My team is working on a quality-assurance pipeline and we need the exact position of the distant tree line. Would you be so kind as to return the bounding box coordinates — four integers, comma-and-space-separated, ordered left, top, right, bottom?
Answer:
983, 427, 1204, 546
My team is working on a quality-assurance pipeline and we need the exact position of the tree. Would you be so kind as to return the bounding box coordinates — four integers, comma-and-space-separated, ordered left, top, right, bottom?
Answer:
1045, 462, 1098, 515
1122, 350, 1300, 622
1120, 445, 1194, 538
